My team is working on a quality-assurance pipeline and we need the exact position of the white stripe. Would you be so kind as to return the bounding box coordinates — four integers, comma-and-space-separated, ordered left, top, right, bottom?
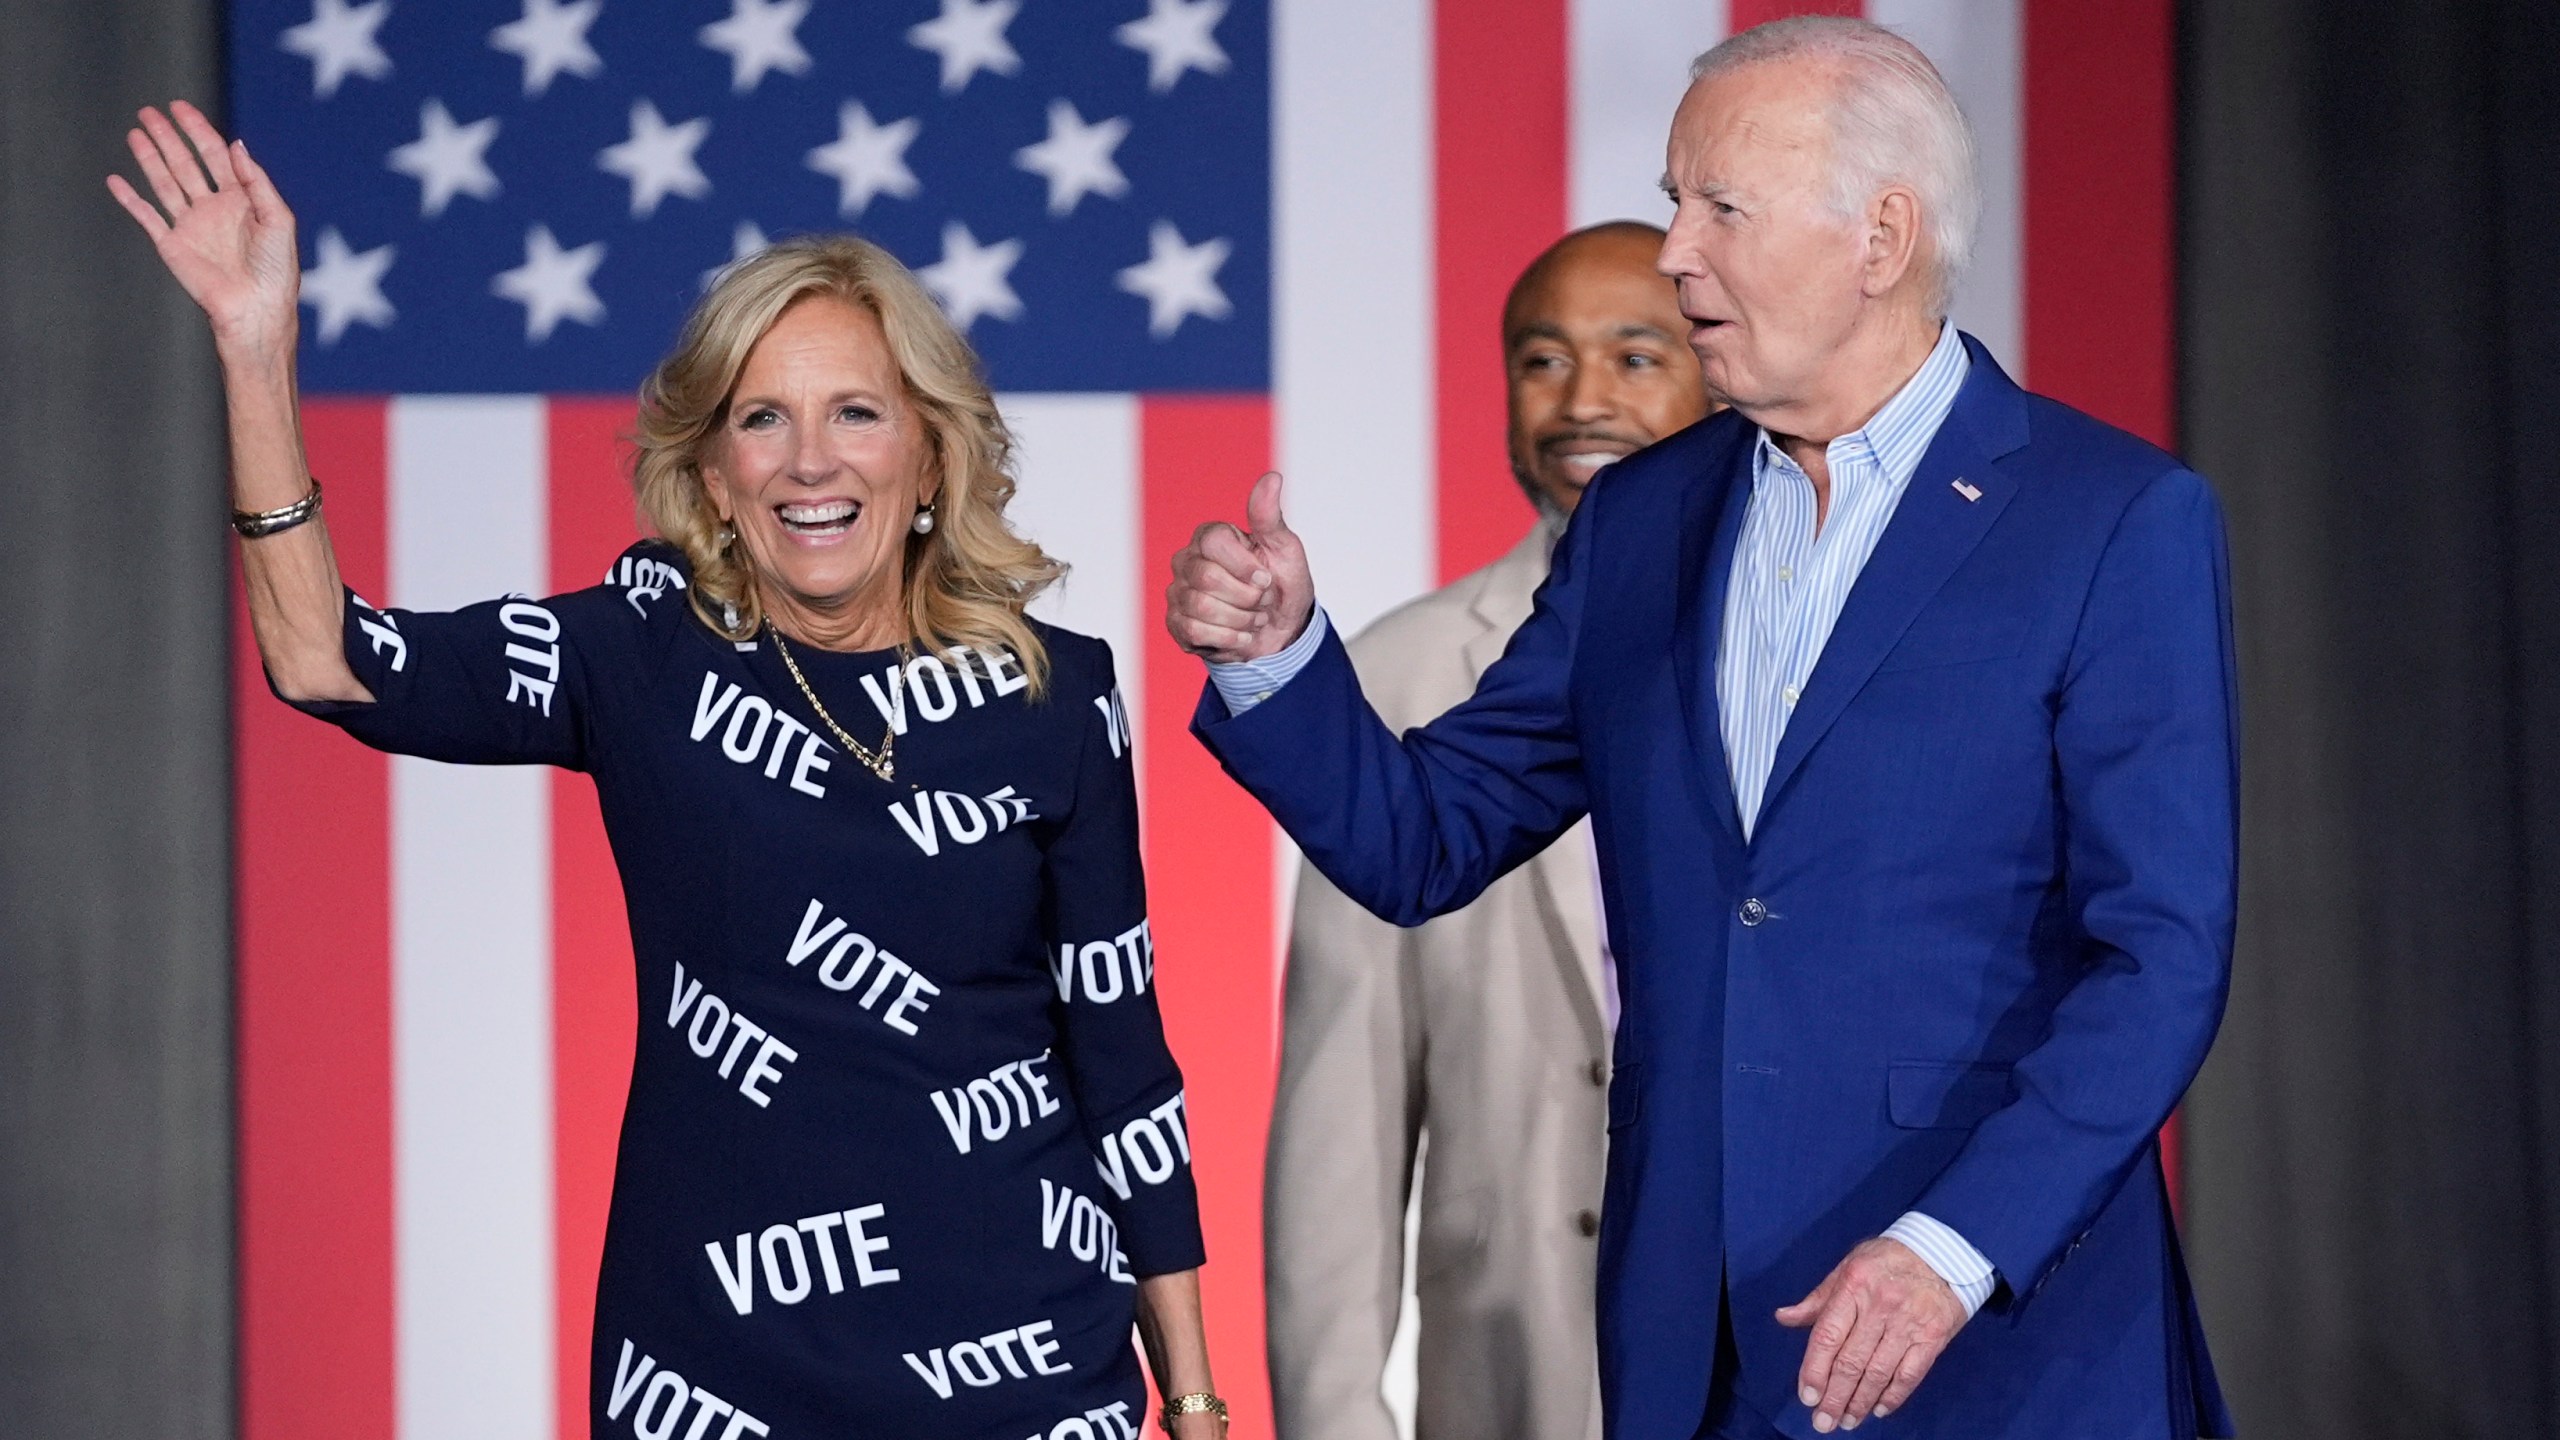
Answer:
1275, 0, 1432, 633
1003, 392, 1145, 741
1281, 7, 1432, 1430
387, 396, 555, 1440
1870, 0, 2025, 368
1568, 0, 1729, 228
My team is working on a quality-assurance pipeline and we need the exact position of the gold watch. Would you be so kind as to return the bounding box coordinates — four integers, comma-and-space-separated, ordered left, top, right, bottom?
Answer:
1160, 1392, 1227, 1432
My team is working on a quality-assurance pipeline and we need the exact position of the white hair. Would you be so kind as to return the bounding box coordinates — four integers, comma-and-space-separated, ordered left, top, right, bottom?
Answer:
1690, 16, 1980, 314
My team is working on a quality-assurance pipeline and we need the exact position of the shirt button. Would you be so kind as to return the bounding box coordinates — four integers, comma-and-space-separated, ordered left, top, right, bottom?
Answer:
1740, 898, 1768, 926
1777, 566, 1795, 582
1577, 1210, 1601, 1237
1781, 684, 1800, 706
1587, 1059, 1607, 1087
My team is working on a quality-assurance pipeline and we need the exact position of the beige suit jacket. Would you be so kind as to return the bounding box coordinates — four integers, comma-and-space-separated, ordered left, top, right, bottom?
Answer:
1265, 523, 1609, 1440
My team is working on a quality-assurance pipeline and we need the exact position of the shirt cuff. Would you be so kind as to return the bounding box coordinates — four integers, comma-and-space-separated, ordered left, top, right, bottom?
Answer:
1882, 1211, 1998, 1319
1205, 608, 1331, 715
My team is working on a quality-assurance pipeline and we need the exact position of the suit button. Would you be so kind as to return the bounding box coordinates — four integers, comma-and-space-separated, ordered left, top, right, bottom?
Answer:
1587, 1059, 1607, 1087
1739, 898, 1768, 926
1576, 1210, 1600, 1237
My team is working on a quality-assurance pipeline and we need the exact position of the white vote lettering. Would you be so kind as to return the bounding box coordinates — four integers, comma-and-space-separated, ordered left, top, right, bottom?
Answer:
690, 669, 832, 798
859, 664, 909, 735
705, 1202, 901, 1317
984, 646, 1030, 697
860, 646, 1029, 736
1093, 686, 1132, 759
1093, 1092, 1190, 1200
1052, 919, 1153, 1004
352, 595, 409, 672
501, 600, 563, 716
904, 1319, 1072, 1400
611, 553, 688, 616
890, 784, 1039, 856
721, 695, 773, 763
784, 898, 942, 1035
908, 653, 959, 721
1040, 1178, 1134, 1284
1023, 1404, 1141, 1440
667, 962, 797, 1107
606, 1340, 769, 1440
759, 1223, 811, 1305
931, 1052, 1063, 1154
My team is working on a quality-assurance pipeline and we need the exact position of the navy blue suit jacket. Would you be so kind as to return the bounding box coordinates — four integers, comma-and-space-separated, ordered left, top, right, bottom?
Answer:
1197, 341, 2238, 1439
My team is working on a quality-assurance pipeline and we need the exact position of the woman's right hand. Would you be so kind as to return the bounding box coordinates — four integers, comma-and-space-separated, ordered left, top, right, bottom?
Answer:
107, 101, 301, 362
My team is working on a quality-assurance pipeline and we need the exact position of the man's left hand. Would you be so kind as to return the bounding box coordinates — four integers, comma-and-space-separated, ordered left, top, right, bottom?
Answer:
1775, 1236, 1969, 1432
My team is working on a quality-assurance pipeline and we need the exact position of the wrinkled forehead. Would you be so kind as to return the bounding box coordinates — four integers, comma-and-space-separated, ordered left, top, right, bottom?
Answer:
1666, 60, 1837, 195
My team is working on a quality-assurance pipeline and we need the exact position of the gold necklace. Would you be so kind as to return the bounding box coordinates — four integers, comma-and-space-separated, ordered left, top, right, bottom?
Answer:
766, 623, 897, 783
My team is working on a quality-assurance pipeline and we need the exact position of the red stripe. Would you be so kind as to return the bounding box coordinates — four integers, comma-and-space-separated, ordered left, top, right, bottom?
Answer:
546, 398, 646, 1439
1433, 0, 1568, 583
237, 399, 394, 1440
2023, 0, 2175, 448
1139, 396, 1276, 1440
1727, 0, 1861, 31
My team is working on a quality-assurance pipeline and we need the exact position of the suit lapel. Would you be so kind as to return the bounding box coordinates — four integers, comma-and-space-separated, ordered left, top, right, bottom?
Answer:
1673, 440, 1754, 847
1754, 345, 2030, 825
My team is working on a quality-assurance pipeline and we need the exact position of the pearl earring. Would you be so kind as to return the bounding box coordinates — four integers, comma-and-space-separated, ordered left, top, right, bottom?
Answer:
912, 505, 936, 535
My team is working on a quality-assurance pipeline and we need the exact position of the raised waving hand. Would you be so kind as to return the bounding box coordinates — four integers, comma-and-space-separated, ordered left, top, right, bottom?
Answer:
106, 102, 300, 358
109, 101, 366, 703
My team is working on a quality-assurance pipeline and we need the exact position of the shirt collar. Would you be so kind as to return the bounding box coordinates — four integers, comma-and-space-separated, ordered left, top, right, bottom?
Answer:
1751, 322, 1973, 490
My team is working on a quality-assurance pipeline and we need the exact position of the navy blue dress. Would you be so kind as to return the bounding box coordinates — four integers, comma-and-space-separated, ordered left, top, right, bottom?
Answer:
297, 541, 1203, 1440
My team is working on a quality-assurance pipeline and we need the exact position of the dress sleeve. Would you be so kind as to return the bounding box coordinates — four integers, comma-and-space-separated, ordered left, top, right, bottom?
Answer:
284, 579, 619, 771
1041, 640, 1207, 1278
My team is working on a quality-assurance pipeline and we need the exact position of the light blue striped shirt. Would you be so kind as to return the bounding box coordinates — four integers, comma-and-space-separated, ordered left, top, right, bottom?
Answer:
1207, 322, 1999, 1316
1718, 319, 1969, 839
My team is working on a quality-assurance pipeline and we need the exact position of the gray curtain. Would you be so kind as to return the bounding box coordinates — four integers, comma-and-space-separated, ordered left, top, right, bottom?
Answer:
0, 2, 234, 1437
2181, 0, 2560, 1433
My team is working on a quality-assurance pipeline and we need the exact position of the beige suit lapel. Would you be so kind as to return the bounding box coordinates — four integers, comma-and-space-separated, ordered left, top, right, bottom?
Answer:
1465, 525, 1609, 1051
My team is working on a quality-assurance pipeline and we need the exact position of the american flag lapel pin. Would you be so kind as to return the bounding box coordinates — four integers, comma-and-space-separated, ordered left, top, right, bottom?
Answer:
1952, 477, 1983, 502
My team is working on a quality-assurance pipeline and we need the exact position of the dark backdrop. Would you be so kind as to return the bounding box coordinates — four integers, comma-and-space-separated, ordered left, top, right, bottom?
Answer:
0, 0, 235, 1437
3, 0, 2557, 1436
2180, 0, 2560, 1433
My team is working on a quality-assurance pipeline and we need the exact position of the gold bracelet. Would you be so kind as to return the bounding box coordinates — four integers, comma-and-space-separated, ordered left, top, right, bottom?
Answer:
1160, 1392, 1227, 1432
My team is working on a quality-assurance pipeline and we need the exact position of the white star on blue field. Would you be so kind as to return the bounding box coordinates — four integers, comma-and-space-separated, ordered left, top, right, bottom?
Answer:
234, 0, 1270, 394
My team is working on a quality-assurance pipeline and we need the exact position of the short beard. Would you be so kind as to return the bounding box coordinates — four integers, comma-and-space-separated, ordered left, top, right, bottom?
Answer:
1511, 463, 1571, 527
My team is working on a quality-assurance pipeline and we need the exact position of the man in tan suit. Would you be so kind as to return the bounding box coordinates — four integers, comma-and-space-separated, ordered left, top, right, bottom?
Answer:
1265, 222, 1711, 1440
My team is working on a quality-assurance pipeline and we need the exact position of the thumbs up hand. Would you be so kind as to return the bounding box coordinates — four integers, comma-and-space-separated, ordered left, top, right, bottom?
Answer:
1165, 471, 1317, 664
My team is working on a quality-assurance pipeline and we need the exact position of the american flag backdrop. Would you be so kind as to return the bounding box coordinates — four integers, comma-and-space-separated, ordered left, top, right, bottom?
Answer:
228, 2, 2173, 1439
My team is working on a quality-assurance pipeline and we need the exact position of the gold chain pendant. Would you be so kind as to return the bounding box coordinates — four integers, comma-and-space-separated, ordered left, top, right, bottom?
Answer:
767, 624, 897, 783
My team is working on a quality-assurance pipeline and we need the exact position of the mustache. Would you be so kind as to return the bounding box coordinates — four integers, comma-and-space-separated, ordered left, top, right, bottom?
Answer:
1536, 429, 1648, 458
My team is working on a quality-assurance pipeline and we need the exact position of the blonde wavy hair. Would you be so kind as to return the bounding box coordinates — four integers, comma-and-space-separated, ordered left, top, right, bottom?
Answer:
633, 234, 1064, 693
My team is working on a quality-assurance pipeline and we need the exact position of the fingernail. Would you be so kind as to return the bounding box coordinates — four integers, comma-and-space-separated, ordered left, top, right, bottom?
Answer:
1251, 570, 1270, 586
1812, 1414, 1835, 1434
1842, 1417, 1861, 1431
1874, 1405, 1894, 1419
1801, 1387, 1822, 1407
